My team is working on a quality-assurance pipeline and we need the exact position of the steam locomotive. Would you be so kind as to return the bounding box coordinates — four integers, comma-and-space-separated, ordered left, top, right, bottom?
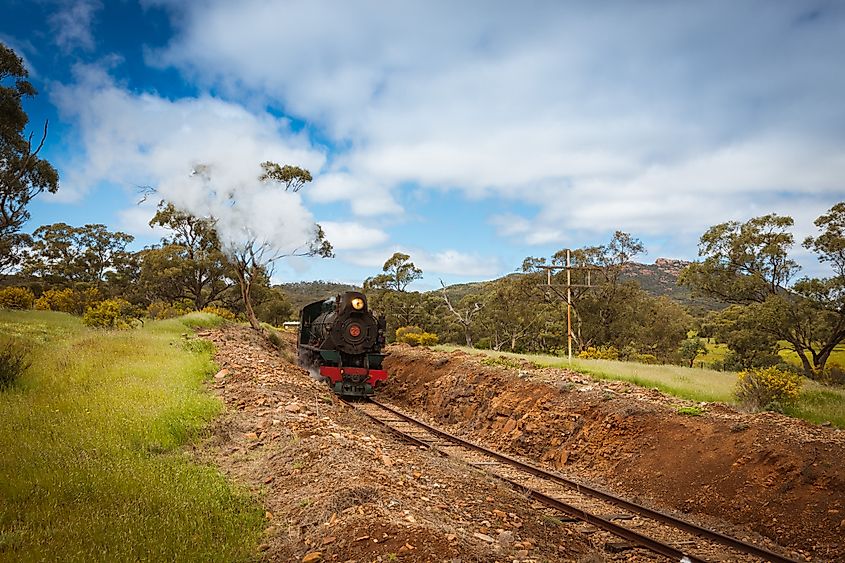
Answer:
298, 291, 388, 397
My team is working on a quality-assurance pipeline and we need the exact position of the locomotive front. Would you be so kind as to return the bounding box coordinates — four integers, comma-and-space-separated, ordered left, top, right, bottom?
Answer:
298, 291, 387, 397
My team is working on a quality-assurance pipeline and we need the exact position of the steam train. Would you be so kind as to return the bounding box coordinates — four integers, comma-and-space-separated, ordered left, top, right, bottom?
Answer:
297, 291, 388, 397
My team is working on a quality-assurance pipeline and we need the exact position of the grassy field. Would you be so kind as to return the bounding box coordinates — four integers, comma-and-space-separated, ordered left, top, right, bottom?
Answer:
436, 345, 845, 428
778, 342, 845, 370
696, 338, 845, 372
0, 310, 262, 562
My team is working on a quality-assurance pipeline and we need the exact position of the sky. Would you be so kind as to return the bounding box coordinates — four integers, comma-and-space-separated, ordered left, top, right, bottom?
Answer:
2, 0, 844, 289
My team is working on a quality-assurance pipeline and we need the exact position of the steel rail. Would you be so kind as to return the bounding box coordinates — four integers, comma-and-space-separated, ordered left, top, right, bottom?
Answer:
342, 399, 704, 562
358, 397, 800, 563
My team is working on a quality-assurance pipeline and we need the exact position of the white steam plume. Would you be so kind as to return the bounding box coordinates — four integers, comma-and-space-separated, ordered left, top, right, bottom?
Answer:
51, 64, 327, 254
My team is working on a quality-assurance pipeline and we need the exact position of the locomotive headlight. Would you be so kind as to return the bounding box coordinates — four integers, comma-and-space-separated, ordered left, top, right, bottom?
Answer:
351, 298, 364, 310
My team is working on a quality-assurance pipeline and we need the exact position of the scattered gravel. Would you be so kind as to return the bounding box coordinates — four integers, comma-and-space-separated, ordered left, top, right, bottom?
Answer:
192, 325, 604, 562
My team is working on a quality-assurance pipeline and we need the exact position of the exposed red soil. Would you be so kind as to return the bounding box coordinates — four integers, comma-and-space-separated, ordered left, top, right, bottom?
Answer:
192, 325, 604, 562
380, 345, 845, 562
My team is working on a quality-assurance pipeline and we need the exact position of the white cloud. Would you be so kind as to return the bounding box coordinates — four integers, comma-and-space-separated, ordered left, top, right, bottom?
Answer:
309, 173, 401, 217
51, 63, 328, 258
48, 0, 102, 52
149, 0, 845, 244
319, 221, 388, 250
116, 200, 165, 240
344, 246, 501, 278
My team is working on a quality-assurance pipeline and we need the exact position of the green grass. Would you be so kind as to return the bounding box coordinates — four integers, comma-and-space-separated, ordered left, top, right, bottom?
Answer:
696, 338, 728, 366
435, 345, 845, 427
784, 381, 845, 428
0, 310, 262, 562
778, 341, 845, 371
438, 345, 736, 402
697, 338, 845, 372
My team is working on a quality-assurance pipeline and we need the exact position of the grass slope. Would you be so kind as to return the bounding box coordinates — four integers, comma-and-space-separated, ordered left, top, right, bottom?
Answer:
0, 310, 262, 562
436, 345, 845, 428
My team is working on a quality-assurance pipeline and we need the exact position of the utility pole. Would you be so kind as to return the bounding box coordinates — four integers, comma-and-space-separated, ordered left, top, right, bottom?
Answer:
539, 253, 599, 364
567, 249, 572, 362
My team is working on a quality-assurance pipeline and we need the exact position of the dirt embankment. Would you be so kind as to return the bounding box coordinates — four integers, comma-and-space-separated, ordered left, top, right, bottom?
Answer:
382, 345, 845, 562
195, 325, 601, 562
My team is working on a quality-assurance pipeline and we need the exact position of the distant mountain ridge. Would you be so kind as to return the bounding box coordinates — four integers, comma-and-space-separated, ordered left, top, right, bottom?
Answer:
277, 280, 359, 312
277, 259, 720, 315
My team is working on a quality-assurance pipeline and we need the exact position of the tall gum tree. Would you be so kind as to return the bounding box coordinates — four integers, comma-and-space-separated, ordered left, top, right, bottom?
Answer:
364, 252, 422, 292
220, 162, 332, 332
680, 207, 845, 377
0, 43, 59, 272
144, 202, 234, 310
23, 223, 134, 288
364, 253, 427, 340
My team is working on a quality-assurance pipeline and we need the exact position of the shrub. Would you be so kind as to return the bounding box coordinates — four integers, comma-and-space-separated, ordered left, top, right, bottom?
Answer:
265, 328, 285, 350
578, 346, 620, 361
632, 353, 659, 365
413, 332, 439, 346
395, 325, 439, 346
0, 337, 31, 390
0, 287, 35, 310
395, 326, 422, 340
676, 406, 704, 416
146, 300, 193, 320
83, 299, 142, 330
735, 366, 802, 412
200, 305, 236, 321
475, 337, 492, 350
34, 287, 101, 314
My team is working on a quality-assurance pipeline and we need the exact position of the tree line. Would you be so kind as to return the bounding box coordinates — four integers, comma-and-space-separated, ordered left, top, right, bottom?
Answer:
363, 203, 845, 382
363, 236, 696, 366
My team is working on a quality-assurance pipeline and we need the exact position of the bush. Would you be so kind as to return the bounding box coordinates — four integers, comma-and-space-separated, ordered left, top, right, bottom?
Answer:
34, 287, 101, 315
0, 287, 35, 310
83, 299, 142, 330
475, 337, 491, 350
0, 337, 31, 390
395, 325, 439, 346
578, 346, 620, 361
632, 353, 659, 365
735, 366, 802, 412
395, 326, 422, 339
200, 305, 236, 321
146, 300, 194, 320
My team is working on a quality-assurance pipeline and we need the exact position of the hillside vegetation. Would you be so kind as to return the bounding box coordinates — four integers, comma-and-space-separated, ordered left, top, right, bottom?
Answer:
277, 280, 359, 312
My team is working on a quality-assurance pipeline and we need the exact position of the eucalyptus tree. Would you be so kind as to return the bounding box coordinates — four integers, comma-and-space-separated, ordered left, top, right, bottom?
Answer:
681, 206, 845, 377
0, 43, 59, 272
24, 223, 134, 288
142, 202, 234, 310
223, 162, 332, 331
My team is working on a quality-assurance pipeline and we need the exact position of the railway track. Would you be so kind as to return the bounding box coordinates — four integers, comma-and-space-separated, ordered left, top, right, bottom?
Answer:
343, 397, 802, 563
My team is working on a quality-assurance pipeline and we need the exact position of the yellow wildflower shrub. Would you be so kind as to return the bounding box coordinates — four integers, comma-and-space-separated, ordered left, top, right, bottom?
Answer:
0, 287, 35, 310
395, 326, 439, 346
734, 366, 802, 412
34, 288, 101, 315
200, 305, 236, 320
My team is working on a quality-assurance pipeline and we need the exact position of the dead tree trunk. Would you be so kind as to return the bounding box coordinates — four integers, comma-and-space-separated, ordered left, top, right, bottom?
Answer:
440, 280, 482, 349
